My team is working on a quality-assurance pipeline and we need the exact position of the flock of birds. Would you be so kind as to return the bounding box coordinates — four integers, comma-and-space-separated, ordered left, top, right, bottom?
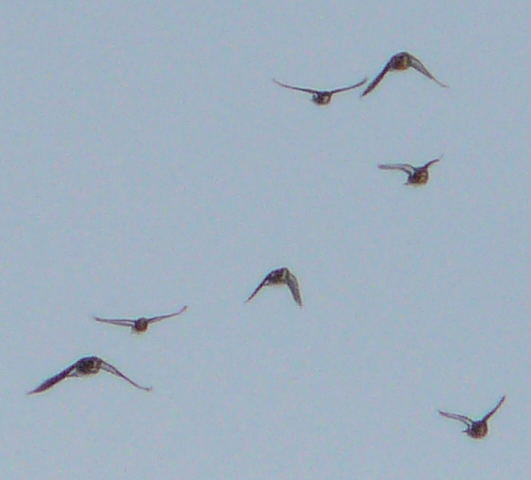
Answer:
274, 51, 446, 185
27, 51, 506, 440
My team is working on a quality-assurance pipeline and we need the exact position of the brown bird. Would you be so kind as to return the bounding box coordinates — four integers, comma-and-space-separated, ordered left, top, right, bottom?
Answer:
93, 306, 188, 333
378, 157, 441, 185
438, 395, 506, 438
246, 267, 302, 306
28, 356, 152, 394
361, 51, 448, 96
273, 78, 367, 105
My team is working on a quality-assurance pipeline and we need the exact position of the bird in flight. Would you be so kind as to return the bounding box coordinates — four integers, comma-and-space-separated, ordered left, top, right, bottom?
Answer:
28, 356, 152, 394
361, 51, 448, 96
273, 78, 367, 105
378, 157, 441, 185
438, 395, 506, 439
246, 267, 302, 306
93, 306, 188, 333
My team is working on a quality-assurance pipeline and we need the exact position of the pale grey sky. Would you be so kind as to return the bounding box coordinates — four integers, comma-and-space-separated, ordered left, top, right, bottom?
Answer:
1, 2, 529, 479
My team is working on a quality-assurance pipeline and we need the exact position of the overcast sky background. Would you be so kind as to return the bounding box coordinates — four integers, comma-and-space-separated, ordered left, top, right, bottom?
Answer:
1, 2, 529, 479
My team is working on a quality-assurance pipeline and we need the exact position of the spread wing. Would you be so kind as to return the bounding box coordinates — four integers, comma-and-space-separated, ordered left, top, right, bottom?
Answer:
408, 54, 448, 87
286, 271, 303, 306
423, 158, 441, 169
245, 275, 269, 303
100, 361, 152, 391
361, 59, 393, 96
147, 305, 188, 324
329, 78, 368, 94
482, 395, 506, 421
28, 361, 78, 394
438, 410, 473, 426
378, 163, 416, 175
273, 79, 319, 95
93, 316, 136, 327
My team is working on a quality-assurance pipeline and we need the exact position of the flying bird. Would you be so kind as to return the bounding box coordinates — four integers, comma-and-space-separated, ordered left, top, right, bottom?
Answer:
273, 78, 367, 105
246, 267, 302, 306
378, 157, 441, 185
438, 395, 506, 439
361, 51, 448, 96
28, 356, 152, 394
93, 306, 188, 333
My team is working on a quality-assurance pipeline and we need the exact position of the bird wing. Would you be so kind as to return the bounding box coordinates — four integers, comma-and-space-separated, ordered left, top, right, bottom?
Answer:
329, 78, 368, 94
245, 274, 270, 303
287, 271, 303, 306
100, 361, 152, 391
423, 158, 441, 169
438, 410, 472, 426
378, 163, 416, 175
273, 79, 319, 94
482, 395, 506, 421
147, 305, 188, 324
408, 55, 448, 87
28, 361, 78, 394
93, 316, 136, 327
361, 60, 393, 96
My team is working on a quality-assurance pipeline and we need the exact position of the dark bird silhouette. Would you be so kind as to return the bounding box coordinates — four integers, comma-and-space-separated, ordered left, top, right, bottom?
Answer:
93, 306, 188, 333
438, 395, 506, 438
273, 78, 367, 105
28, 356, 152, 394
378, 157, 441, 185
361, 51, 448, 96
246, 267, 302, 306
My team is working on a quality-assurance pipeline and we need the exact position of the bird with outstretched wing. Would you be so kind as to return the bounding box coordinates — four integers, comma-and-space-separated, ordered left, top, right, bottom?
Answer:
362, 51, 448, 96
438, 395, 506, 438
28, 356, 152, 394
94, 306, 188, 333
246, 267, 302, 306
274, 78, 367, 104
378, 157, 441, 185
